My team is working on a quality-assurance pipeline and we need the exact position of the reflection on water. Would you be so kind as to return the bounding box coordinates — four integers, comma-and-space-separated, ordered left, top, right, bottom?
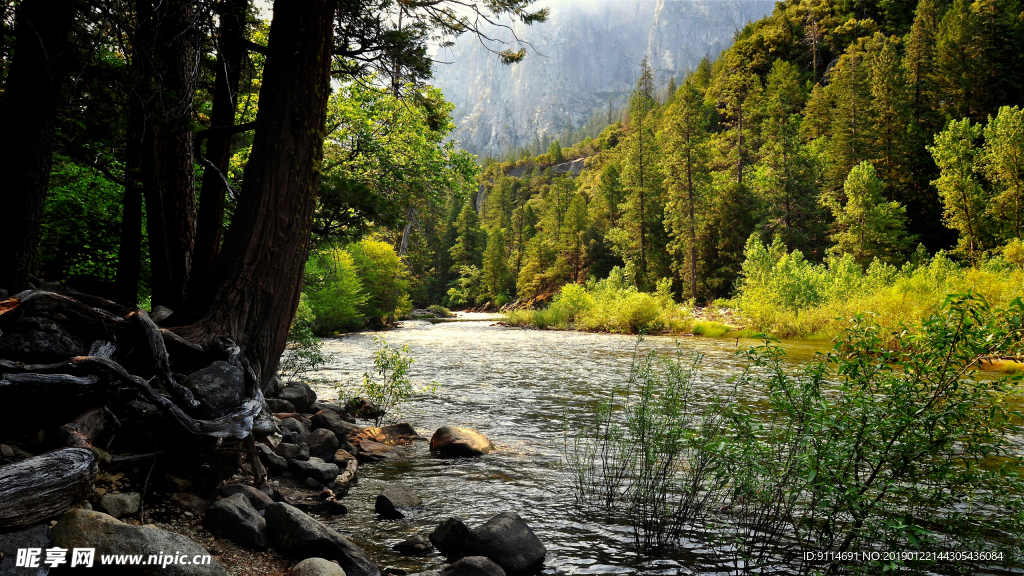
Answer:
306, 315, 830, 575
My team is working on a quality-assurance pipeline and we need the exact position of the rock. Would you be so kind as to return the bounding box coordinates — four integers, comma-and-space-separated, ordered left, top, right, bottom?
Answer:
265, 503, 380, 576
51, 509, 226, 576
375, 483, 423, 519
0, 317, 83, 363
218, 484, 275, 511
205, 493, 268, 549
263, 375, 284, 397
323, 498, 348, 515
98, 492, 141, 518
464, 512, 545, 573
306, 428, 340, 460
439, 557, 506, 576
430, 427, 494, 457
345, 397, 383, 420
0, 444, 15, 461
430, 518, 469, 558
354, 423, 419, 445
311, 402, 352, 421
253, 405, 281, 441
150, 305, 174, 323
355, 440, 394, 462
268, 398, 297, 413
281, 418, 311, 442
393, 534, 433, 556
170, 492, 210, 514
163, 473, 193, 492
275, 442, 310, 461
290, 457, 339, 485
0, 524, 50, 576
312, 409, 363, 438
259, 443, 290, 473
289, 558, 347, 576
279, 382, 317, 412
183, 361, 245, 418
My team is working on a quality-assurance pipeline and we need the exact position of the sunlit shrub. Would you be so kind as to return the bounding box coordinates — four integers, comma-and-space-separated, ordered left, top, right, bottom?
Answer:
304, 249, 366, 335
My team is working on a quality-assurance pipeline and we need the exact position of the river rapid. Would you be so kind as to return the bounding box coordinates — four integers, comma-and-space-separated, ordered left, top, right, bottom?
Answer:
304, 313, 838, 575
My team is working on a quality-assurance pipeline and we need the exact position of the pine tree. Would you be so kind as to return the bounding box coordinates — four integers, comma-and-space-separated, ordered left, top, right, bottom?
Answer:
936, 0, 987, 121
562, 193, 590, 282
661, 79, 711, 300
905, 0, 942, 136
823, 49, 874, 204
548, 139, 565, 163
983, 105, 1024, 241
481, 226, 509, 300
929, 118, 990, 265
828, 161, 912, 267
712, 51, 761, 186
870, 36, 913, 199
449, 198, 485, 272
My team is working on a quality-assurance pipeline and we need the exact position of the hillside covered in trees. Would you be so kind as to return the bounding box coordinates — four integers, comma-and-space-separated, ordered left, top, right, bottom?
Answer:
400, 0, 1024, 337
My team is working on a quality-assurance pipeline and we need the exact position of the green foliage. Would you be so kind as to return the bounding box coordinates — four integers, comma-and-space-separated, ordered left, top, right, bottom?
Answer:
827, 161, 912, 267
358, 336, 413, 426
734, 234, 1024, 337
347, 239, 412, 325
564, 297, 1024, 570
547, 140, 565, 163
303, 248, 366, 335
281, 296, 330, 377
930, 118, 990, 264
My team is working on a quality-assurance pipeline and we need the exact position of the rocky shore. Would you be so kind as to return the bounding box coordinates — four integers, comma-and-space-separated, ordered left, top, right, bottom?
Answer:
1, 376, 545, 576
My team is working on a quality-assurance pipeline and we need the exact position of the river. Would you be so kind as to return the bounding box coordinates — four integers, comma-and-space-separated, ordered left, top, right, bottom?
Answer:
303, 313, 838, 575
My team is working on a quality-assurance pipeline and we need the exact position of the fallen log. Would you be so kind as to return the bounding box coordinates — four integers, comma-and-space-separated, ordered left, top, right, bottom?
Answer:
60, 407, 118, 448
0, 448, 98, 530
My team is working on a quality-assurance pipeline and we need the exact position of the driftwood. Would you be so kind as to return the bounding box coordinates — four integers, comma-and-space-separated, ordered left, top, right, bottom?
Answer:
60, 407, 119, 448
0, 448, 97, 530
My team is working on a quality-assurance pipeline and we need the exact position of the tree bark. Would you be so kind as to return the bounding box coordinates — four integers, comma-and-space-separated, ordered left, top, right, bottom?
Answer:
140, 0, 198, 310
0, 448, 97, 530
182, 0, 336, 386
190, 0, 248, 297
0, 0, 76, 292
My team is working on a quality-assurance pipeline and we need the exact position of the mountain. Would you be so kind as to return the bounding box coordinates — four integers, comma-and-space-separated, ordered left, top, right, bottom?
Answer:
432, 0, 776, 158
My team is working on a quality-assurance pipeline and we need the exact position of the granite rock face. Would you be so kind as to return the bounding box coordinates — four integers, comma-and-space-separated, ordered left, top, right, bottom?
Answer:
433, 0, 774, 158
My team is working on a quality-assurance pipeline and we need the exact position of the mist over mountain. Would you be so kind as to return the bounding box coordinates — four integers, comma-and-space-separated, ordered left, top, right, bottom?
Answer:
432, 0, 775, 158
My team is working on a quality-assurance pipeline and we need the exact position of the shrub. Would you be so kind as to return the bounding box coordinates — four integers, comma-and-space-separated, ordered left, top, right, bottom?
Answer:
565, 296, 1024, 572
280, 296, 330, 376
347, 238, 412, 325
304, 248, 366, 335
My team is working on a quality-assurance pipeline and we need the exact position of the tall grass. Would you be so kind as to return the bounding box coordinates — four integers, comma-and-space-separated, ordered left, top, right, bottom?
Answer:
733, 236, 1024, 338
505, 267, 693, 334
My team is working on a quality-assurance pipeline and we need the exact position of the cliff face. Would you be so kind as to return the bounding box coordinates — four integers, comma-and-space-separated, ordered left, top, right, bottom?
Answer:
432, 0, 775, 158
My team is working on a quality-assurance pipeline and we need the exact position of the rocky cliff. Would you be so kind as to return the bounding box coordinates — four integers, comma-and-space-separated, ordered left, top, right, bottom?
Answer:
432, 0, 775, 158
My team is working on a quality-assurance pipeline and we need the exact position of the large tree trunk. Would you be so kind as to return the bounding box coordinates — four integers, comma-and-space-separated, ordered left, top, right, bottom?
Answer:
181, 0, 336, 386
0, 0, 76, 292
140, 0, 198, 310
190, 0, 248, 298
114, 69, 147, 306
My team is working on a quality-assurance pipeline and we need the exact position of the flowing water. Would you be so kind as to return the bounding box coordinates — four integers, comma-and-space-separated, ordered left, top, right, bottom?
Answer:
305, 314, 834, 575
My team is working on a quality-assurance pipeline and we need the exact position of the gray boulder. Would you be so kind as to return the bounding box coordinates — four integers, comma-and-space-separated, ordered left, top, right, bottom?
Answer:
439, 557, 506, 576
375, 483, 423, 519
275, 442, 310, 461
306, 428, 340, 460
0, 524, 50, 576
289, 457, 339, 485
264, 503, 380, 576
184, 361, 245, 418
204, 493, 268, 549
393, 534, 432, 556
279, 382, 317, 412
98, 492, 141, 518
281, 418, 311, 442
218, 484, 274, 511
289, 558, 347, 576
429, 518, 469, 558
259, 443, 290, 473
0, 317, 82, 363
268, 398, 297, 413
429, 427, 493, 457
51, 509, 226, 576
312, 409, 362, 438
464, 512, 545, 573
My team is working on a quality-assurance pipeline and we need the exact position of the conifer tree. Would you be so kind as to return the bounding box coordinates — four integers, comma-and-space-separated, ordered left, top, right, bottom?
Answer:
661, 80, 711, 300
870, 36, 913, 198
823, 49, 874, 204
828, 161, 912, 267
481, 226, 509, 300
449, 198, 485, 272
